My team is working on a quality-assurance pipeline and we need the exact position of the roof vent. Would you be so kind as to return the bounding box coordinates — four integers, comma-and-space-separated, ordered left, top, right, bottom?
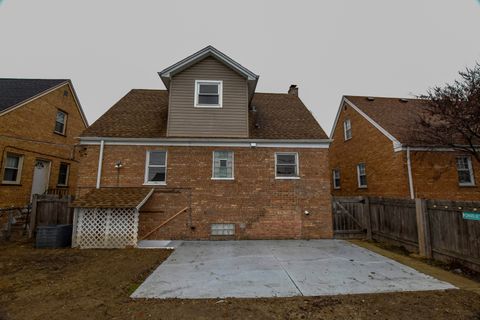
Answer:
366, 97, 375, 101
399, 98, 408, 103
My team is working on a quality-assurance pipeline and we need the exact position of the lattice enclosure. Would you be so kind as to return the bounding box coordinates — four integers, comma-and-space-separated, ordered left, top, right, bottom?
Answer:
75, 208, 139, 248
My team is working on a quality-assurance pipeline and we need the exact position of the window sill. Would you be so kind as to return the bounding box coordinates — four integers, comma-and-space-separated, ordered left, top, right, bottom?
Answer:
357, 186, 368, 189
211, 177, 235, 180
143, 182, 166, 186
194, 105, 222, 109
2, 182, 21, 186
459, 184, 476, 188
333, 187, 341, 190
53, 131, 67, 137
275, 177, 300, 180
56, 185, 69, 188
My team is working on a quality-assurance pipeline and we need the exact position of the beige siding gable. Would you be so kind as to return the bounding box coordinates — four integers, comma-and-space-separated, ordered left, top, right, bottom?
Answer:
167, 57, 249, 138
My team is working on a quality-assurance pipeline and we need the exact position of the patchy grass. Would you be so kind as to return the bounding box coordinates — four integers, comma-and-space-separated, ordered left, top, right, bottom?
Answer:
1, 241, 480, 320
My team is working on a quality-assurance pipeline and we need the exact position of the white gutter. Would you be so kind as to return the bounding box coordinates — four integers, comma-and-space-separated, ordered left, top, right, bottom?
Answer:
96, 140, 105, 189
406, 147, 415, 199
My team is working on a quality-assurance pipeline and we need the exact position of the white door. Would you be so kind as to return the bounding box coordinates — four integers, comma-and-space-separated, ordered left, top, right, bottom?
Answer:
31, 160, 51, 197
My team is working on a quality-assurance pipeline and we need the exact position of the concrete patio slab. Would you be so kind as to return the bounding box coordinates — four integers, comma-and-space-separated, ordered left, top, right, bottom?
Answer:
131, 240, 455, 299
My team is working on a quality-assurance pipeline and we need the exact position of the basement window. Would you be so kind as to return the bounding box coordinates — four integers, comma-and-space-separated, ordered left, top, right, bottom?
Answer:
457, 156, 475, 186
212, 151, 234, 179
344, 119, 352, 141
2, 153, 23, 184
194, 80, 222, 108
275, 152, 299, 179
333, 169, 341, 189
144, 151, 167, 185
54, 110, 67, 135
211, 223, 235, 236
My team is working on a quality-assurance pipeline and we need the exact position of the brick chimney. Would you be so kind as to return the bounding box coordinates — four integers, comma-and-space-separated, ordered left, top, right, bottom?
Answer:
288, 84, 298, 96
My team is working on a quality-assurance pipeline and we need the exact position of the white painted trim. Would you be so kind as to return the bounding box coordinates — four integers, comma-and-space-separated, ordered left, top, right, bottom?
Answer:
96, 140, 104, 189
212, 150, 234, 180
275, 152, 300, 179
332, 169, 341, 189
357, 163, 367, 188
2, 153, 24, 184
0, 81, 89, 127
194, 80, 223, 108
79, 137, 331, 149
54, 110, 68, 135
395, 146, 480, 152
144, 150, 168, 185
457, 156, 476, 187
136, 188, 155, 211
406, 147, 415, 199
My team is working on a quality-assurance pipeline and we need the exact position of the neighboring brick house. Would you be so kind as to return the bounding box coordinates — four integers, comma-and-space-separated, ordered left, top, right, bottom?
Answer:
0, 79, 88, 208
71, 46, 332, 247
329, 95, 480, 201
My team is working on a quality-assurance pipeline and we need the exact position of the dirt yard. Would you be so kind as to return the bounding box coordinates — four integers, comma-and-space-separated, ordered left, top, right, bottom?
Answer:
1, 242, 480, 320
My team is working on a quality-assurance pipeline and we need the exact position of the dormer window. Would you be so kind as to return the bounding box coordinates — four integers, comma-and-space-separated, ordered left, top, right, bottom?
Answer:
194, 80, 222, 108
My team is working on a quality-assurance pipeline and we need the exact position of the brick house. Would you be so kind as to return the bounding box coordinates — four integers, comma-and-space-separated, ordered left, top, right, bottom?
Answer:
71, 46, 332, 248
0, 79, 88, 208
329, 95, 480, 201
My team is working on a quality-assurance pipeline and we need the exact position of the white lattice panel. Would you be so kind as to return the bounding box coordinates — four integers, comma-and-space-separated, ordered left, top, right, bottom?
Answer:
75, 208, 139, 248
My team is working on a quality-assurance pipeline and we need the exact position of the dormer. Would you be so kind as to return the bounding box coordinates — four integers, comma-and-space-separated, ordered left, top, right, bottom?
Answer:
159, 46, 259, 138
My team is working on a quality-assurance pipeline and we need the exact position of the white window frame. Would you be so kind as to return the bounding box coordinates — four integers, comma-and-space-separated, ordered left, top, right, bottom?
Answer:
211, 223, 235, 236
357, 163, 367, 188
54, 110, 68, 135
2, 153, 24, 185
212, 151, 234, 180
344, 119, 352, 141
275, 152, 300, 179
57, 162, 70, 187
194, 80, 223, 108
333, 169, 341, 189
457, 156, 475, 186
144, 150, 167, 185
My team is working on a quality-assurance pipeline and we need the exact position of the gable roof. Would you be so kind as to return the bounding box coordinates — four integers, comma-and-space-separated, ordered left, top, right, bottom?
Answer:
331, 95, 437, 148
0, 78, 89, 126
81, 90, 328, 140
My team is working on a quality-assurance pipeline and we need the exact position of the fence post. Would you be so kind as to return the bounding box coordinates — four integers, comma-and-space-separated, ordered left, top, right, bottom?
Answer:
415, 198, 432, 258
363, 197, 372, 240
28, 194, 38, 239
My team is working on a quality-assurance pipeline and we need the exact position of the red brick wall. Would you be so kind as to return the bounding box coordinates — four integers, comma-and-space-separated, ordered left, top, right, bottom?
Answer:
329, 101, 480, 201
76, 145, 333, 240
0, 84, 86, 208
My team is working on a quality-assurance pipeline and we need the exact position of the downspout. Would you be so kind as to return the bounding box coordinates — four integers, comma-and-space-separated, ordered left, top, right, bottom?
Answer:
96, 140, 104, 189
406, 146, 415, 199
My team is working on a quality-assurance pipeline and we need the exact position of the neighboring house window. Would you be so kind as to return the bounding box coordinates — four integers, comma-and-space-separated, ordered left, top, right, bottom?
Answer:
55, 110, 67, 135
357, 163, 367, 188
144, 151, 167, 184
2, 153, 23, 184
211, 223, 235, 236
212, 151, 234, 179
344, 119, 352, 140
194, 80, 222, 108
57, 163, 70, 186
456, 156, 475, 186
275, 152, 299, 179
333, 169, 341, 189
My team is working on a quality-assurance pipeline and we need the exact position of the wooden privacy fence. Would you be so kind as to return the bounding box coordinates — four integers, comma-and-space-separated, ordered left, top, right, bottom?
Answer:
333, 196, 480, 272
29, 194, 74, 238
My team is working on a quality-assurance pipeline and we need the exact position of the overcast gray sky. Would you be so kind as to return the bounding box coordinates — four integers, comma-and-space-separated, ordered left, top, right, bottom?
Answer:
1, 0, 480, 134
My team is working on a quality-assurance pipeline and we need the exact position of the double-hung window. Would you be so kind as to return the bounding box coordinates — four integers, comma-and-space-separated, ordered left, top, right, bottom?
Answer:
194, 80, 222, 108
2, 153, 23, 184
333, 169, 341, 189
55, 110, 67, 135
57, 163, 70, 186
344, 119, 352, 140
275, 153, 299, 179
145, 151, 167, 184
212, 151, 234, 179
357, 163, 367, 188
456, 156, 475, 186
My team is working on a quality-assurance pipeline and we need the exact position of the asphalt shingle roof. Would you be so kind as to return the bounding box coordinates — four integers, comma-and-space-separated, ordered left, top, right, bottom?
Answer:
0, 79, 68, 112
81, 90, 328, 140
70, 187, 153, 208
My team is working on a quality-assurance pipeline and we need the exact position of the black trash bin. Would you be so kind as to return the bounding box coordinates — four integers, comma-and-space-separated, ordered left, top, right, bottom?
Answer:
36, 224, 73, 248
